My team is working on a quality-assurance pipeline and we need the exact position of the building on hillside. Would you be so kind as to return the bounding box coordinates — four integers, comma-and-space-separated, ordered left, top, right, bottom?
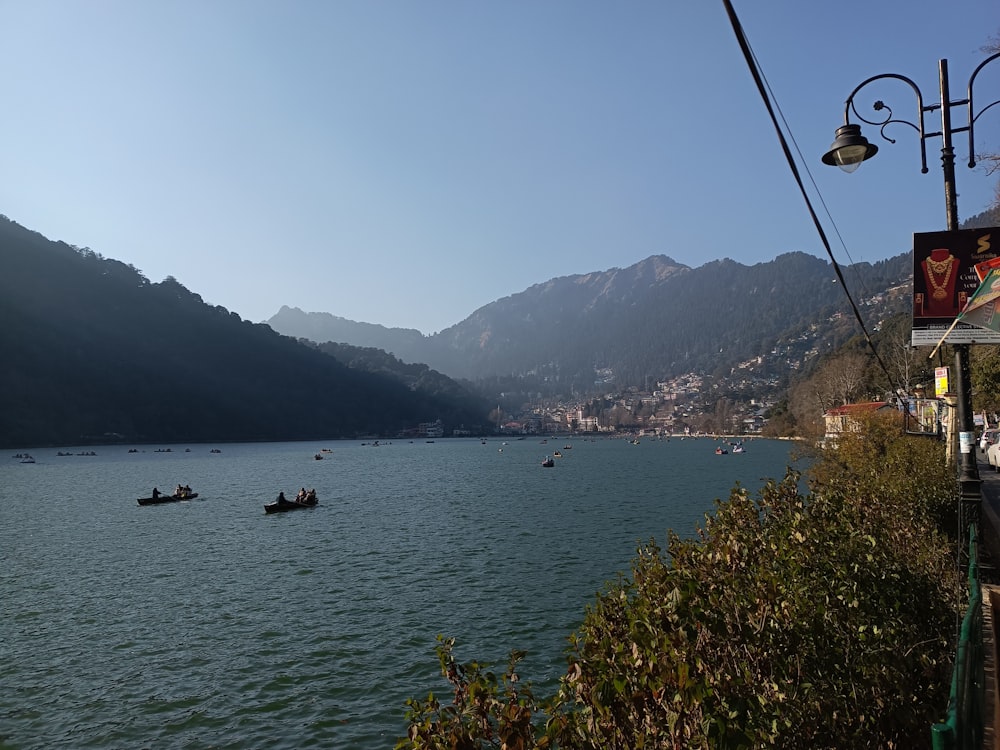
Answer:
419, 420, 444, 438
397, 419, 445, 439
822, 402, 893, 443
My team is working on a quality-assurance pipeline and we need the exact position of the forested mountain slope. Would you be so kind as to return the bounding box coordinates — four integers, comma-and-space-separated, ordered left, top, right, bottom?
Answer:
0, 216, 488, 447
271, 252, 912, 392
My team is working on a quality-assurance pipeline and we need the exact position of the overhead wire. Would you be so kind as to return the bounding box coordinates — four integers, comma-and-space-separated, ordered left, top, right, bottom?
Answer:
743, 37, 879, 305
720, 0, 902, 397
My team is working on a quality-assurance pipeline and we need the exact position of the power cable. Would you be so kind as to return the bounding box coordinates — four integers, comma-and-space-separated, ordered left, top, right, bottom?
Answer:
720, 0, 901, 397
743, 44, 881, 307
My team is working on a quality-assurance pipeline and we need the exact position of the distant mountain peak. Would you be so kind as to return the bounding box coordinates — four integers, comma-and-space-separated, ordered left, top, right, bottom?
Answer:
267, 251, 912, 388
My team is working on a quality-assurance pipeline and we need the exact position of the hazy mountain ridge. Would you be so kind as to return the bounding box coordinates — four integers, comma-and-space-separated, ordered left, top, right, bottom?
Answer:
4, 203, 992, 447
269, 251, 912, 392
0, 215, 489, 447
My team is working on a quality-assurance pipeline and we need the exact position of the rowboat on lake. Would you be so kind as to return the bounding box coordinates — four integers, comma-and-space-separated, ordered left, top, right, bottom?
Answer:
137, 490, 199, 506
264, 490, 318, 514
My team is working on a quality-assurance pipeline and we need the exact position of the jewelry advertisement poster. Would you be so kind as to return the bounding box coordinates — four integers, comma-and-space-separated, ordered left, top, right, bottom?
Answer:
911, 227, 1000, 345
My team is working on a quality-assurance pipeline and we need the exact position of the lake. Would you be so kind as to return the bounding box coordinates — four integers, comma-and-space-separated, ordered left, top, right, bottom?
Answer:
1, 436, 801, 748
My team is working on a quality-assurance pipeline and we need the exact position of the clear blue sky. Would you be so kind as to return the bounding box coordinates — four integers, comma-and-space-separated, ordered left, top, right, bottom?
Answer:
1, 1, 997, 334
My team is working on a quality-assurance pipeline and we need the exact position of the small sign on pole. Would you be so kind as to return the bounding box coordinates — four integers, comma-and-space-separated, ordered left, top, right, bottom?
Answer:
935, 367, 949, 397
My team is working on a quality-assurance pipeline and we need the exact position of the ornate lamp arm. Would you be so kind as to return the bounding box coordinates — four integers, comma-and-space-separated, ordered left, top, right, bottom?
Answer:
842, 72, 928, 173
966, 51, 1000, 168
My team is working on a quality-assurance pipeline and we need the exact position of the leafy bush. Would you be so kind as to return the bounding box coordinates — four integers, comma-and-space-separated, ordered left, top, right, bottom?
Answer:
399, 636, 543, 750
399, 416, 962, 749
808, 411, 958, 540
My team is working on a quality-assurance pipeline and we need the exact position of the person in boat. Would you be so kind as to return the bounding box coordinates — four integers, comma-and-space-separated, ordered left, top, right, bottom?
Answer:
277, 491, 287, 503
305, 488, 317, 504
152, 487, 160, 499
175, 484, 184, 498
296, 487, 307, 502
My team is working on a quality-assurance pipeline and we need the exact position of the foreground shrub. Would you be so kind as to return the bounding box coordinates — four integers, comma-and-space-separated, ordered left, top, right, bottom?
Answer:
399, 637, 544, 750
400, 420, 962, 749
808, 411, 958, 539
547, 473, 959, 749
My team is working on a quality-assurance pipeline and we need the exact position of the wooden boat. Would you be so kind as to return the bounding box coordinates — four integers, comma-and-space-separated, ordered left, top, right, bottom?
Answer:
264, 496, 318, 514
541, 456, 555, 467
137, 492, 199, 506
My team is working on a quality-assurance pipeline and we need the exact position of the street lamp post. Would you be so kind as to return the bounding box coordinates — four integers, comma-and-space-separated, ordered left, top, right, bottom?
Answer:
822, 52, 1000, 502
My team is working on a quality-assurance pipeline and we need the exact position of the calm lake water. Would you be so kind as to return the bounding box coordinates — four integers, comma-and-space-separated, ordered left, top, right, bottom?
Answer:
1, 436, 800, 748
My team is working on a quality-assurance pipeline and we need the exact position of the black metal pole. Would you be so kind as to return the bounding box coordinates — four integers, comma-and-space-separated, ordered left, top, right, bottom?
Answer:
956, 345, 981, 498
937, 59, 982, 499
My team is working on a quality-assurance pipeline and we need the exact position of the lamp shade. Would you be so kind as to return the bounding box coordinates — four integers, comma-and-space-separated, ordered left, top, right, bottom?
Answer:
821, 124, 878, 173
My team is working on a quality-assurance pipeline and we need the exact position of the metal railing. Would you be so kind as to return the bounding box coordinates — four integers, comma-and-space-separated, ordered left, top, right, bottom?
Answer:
931, 524, 985, 749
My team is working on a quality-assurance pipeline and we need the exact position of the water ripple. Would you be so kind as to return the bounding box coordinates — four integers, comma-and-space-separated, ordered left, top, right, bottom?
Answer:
1, 437, 797, 748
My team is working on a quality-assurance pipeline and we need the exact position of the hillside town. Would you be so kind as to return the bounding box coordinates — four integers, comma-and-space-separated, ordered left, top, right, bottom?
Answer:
477, 282, 913, 440
491, 372, 771, 438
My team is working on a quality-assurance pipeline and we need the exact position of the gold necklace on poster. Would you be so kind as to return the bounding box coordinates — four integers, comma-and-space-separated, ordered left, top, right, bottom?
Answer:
926, 254, 955, 300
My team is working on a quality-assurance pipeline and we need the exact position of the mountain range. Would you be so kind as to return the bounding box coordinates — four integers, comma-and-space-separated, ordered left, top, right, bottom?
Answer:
269, 252, 913, 397
9, 203, 999, 448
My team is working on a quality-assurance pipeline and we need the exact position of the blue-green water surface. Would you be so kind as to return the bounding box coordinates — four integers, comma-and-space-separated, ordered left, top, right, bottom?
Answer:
1, 436, 800, 748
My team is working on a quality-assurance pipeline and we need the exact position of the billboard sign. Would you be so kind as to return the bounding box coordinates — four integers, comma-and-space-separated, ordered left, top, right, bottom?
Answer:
912, 227, 1000, 345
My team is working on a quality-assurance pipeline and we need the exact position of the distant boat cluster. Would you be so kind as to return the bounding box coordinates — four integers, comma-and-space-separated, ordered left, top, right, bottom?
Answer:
15, 437, 754, 519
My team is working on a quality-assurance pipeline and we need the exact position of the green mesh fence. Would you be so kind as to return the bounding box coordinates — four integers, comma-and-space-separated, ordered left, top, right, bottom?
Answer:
931, 524, 985, 750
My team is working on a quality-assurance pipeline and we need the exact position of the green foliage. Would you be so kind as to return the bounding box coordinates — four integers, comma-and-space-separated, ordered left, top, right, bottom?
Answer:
549, 474, 958, 748
402, 416, 961, 749
971, 346, 1000, 415
398, 636, 545, 750
809, 411, 958, 537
